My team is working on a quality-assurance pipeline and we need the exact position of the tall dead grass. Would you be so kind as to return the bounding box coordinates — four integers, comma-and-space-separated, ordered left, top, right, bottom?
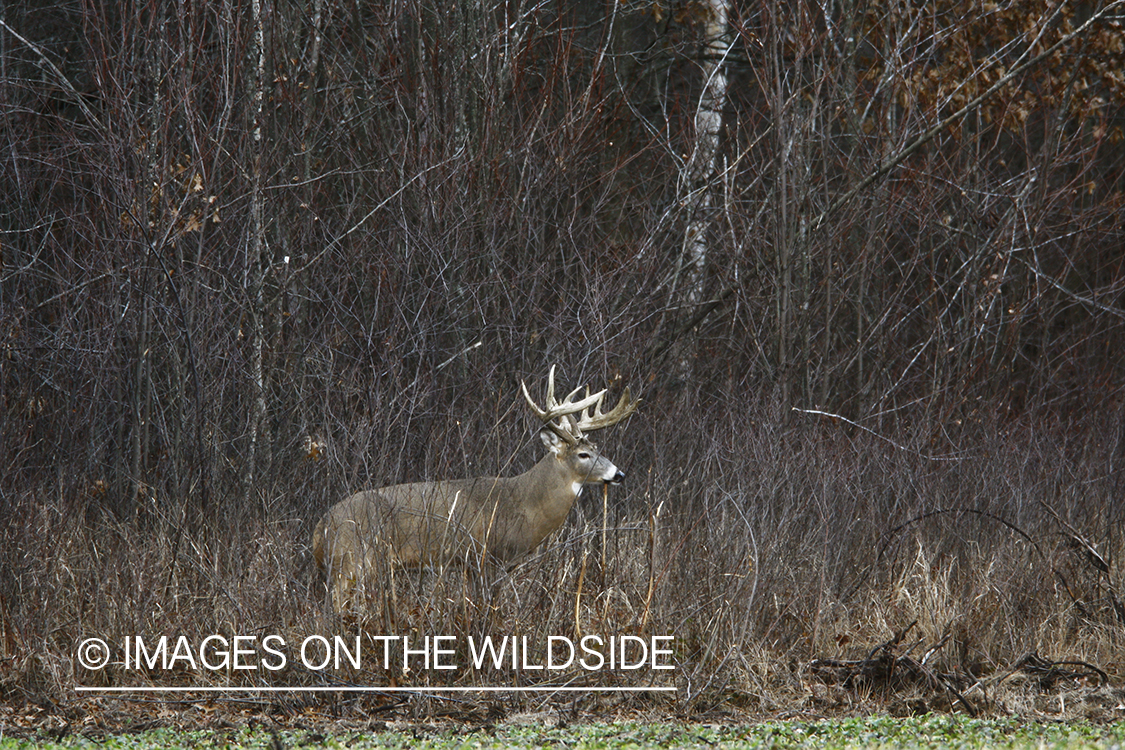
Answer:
1, 393, 1121, 720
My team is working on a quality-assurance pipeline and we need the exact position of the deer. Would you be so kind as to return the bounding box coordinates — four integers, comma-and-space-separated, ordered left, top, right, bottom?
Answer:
312, 366, 639, 611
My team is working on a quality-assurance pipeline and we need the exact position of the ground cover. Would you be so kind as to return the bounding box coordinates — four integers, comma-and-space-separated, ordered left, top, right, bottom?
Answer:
4, 716, 1125, 750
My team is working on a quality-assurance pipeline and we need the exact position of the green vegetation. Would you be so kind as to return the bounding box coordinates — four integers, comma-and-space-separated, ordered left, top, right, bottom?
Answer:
5, 718, 1125, 750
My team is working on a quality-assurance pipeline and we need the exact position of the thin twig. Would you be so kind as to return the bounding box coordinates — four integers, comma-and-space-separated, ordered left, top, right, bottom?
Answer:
0, 18, 105, 132
792, 407, 969, 461
650, 0, 1124, 343
808, 0, 1125, 235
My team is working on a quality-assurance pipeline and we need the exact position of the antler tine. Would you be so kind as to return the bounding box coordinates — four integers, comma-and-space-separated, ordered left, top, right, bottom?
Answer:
525, 368, 604, 417
521, 365, 555, 417
573, 386, 640, 433
520, 379, 550, 421
523, 366, 639, 444
543, 364, 559, 410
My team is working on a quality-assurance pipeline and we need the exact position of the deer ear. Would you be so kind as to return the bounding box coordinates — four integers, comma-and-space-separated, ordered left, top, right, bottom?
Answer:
539, 428, 565, 456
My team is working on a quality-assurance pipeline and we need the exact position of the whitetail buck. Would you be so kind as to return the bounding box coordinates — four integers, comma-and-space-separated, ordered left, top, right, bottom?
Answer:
312, 367, 639, 611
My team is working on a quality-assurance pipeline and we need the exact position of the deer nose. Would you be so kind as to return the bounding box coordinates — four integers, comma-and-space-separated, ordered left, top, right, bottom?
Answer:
608, 470, 625, 484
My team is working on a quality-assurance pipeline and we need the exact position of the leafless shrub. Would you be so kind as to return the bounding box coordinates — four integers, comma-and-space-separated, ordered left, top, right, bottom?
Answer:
2, 0, 1123, 722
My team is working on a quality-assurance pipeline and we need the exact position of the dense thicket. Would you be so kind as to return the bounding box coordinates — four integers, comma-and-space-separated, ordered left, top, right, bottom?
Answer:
1, 0, 1123, 711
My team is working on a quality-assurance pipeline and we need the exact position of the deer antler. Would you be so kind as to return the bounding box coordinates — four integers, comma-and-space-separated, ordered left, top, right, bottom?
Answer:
571, 385, 639, 433
522, 366, 639, 444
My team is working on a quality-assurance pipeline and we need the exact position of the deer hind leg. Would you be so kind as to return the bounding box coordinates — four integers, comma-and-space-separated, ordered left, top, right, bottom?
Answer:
332, 570, 355, 613
331, 539, 390, 614
323, 544, 357, 613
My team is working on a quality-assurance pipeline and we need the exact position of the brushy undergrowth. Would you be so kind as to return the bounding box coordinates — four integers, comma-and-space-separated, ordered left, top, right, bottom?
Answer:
4, 0, 1125, 732
1, 397, 1123, 725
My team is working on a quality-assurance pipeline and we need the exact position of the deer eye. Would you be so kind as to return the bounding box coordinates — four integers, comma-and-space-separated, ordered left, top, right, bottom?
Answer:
577, 452, 591, 459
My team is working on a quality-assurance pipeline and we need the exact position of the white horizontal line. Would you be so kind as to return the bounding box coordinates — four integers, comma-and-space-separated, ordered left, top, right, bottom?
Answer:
76, 686, 676, 693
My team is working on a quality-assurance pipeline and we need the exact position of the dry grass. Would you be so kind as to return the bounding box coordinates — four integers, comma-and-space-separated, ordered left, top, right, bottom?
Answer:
2, 396, 1122, 728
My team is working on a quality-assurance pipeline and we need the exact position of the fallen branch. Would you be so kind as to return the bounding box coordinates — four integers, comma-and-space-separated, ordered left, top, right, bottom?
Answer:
811, 635, 1111, 716
810, 623, 977, 716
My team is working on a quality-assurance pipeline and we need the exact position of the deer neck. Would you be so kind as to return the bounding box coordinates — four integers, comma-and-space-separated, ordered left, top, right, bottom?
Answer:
507, 451, 583, 545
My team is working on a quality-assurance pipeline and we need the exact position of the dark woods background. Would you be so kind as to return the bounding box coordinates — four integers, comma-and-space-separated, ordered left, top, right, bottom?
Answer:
2, 0, 1124, 709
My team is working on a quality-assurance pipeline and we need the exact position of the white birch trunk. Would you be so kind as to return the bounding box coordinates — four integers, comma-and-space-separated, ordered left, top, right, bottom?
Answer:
681, 0, 731, 309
